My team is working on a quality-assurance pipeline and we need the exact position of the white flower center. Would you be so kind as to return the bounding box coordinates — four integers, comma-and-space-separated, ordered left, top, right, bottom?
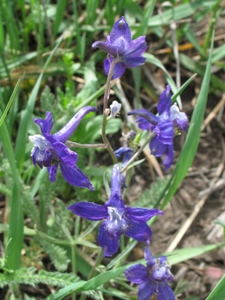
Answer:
29, 134, 52, 150
107, 206, 128, 234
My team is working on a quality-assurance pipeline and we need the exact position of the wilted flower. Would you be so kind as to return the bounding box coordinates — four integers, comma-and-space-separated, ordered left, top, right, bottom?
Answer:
125, 247, 175, 300
128, 85, 188, 169
29, 106, 97, 190
68, 164, 163, 256
92, 16, 147, 79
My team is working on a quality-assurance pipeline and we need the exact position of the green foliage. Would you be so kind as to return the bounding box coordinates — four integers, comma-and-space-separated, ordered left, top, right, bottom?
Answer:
133, 176, 171, 208
22, 187, 39, 225
0, 0, 224, 299
39, 240, 70, 272
40, 86, 60, 118
0, 267, 81, 288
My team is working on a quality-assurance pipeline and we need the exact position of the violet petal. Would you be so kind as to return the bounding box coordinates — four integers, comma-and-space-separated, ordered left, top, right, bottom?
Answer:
60, 162, 94, 190
170, 104, 189, 132
157, 85, 171, 116
126, 207, 163, 221
47, 165, 58, 182
53, 142, 78, 166
150, 137, 167, 157
34, 111, 54, 135
128, 108, 159, 126
124, 264, 149, 284
157, 283, 176, 300
109, 16, 132, 44
104, 57, 125, 79
163, 144, 174, 170
53, 106, 97, 143
98, 222, 121, 256
123, 56, 146, 68
138, 280, 154, 300
109, 164, 122, 197
125, 218, 152, 243
67, 202, 108, 220
153, 120, 174, 144
125, 36, 147, 57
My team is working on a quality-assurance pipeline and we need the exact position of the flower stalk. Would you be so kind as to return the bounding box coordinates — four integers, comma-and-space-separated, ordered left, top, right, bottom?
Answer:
101, 57, 119, 164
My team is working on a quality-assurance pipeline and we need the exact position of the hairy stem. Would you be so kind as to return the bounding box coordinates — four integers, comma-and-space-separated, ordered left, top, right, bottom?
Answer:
66, 141, 107, 149
120, 132, 154, 174
101, 57, 119, 164
103, 57, 118, 111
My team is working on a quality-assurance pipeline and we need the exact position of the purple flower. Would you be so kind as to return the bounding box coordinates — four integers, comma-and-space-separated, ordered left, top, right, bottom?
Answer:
29, 106, 97, 190
68, 164, 163, 256
92, 16, 147, 79
128, 85, 188, 170
125, 247, 175, 300
115, 147, 134, 165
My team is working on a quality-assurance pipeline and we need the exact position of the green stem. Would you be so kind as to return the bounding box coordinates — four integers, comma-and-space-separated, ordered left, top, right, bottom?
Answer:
103, 57, 118, 111
102, 114, 117, 164
71, 245, 76, 300
66, 141, 107, 149
80, 248, 103, 300
88, 249, 103, 280
101, 57, 119, 164
120, 132, 154, 174
60, 224, 76, 300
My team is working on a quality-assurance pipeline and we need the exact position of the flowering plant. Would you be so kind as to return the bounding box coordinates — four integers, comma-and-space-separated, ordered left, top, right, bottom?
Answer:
0, 0, 220, 298
30, 16, 189, 299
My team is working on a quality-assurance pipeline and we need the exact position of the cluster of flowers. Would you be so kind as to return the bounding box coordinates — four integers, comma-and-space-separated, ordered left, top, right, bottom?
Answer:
29, 17, 188, 300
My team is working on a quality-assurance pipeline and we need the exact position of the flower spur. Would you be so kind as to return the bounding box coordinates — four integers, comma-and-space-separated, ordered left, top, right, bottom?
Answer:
29, 106, 97, 190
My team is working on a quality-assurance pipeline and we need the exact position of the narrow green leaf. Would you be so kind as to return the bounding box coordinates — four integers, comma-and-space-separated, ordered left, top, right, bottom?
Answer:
205, 275, 225, 300
49, 267, 126, 300
180, 53, 225, 91
133, 0, 157, 38
47, 282, 87, 300
2, 0, 20, 50
144, 53, 181, 106
15, 37, 63, 172
82, 267, 125, 291
0, 104, 23, 270
53, 0, 68, 36
171, 73, 197, 107
0, 76, 23, 126
166, 243, 225, 265
148, 1, 216, 27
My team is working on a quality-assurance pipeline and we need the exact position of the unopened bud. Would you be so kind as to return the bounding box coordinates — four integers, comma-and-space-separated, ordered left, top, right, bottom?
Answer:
110, 101, 121, 118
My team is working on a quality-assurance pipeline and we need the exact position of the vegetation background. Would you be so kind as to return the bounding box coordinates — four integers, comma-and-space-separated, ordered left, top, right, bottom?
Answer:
0, 0, 225, 299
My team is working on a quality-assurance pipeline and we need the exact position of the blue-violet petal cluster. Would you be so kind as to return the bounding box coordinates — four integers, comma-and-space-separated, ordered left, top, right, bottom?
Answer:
68, 164, 163, 256
92, 16, 147, 79
29, 106, 97, 190
128, 85, 188, 169
125, 247, 175, 300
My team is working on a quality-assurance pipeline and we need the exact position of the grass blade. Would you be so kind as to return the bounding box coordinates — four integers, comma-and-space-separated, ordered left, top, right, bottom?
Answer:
15, 37, 63, 172
144, 53, 181, 106
205, 275, 225, 300
0, 76, 23, 126
0, 102, 23, 270
53, 0, 68, 36
48, 267, 125, 300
